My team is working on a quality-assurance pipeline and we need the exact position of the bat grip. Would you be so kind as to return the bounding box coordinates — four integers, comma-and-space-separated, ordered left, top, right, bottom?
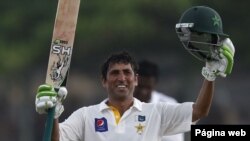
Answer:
43, 107, 56, 141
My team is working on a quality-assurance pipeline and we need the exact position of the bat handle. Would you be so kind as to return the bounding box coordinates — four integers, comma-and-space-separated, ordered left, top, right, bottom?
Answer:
43, 107, 55, 141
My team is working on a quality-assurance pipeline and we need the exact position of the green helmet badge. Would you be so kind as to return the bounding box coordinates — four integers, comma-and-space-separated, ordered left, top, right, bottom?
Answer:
212, 15, 220, 27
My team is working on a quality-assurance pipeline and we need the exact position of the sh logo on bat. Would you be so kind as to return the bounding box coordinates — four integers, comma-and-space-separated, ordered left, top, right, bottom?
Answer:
50, 39, 72, 82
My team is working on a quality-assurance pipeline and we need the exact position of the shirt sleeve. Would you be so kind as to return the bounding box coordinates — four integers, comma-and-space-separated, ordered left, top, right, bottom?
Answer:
159, 102, 193, 136
59, 107, 86, 141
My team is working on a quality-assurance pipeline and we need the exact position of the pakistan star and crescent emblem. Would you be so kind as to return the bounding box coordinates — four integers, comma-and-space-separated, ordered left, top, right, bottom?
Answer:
135, 123, 145, 135
212, 15, 220, 26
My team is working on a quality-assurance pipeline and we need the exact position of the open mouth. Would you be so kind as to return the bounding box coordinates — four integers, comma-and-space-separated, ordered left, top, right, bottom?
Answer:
116, 84, 127, 91
117, 85, 126, 88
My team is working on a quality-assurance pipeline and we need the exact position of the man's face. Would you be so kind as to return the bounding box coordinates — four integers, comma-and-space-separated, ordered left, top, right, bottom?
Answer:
134, 76, 156, 103
102, 63, 138, 101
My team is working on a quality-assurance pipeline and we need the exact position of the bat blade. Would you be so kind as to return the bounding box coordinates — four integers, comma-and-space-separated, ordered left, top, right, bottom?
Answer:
43, 0, 80, 141
46, 0, 80, 88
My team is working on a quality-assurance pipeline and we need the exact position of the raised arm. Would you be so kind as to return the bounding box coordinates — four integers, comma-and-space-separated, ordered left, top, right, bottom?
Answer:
192, 80, 214, 122
52, 119, 60, 141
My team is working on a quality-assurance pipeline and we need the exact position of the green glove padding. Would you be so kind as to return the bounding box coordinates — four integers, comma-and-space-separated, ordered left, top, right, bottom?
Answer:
35, 84, 68, 119
202, 38, 235, 81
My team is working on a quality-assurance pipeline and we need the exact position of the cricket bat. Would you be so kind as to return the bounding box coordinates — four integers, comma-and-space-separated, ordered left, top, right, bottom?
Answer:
43, 0, 80, 141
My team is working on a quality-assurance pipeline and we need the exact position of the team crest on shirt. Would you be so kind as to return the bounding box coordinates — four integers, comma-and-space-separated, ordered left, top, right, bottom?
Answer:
95, 117, 108, 132
135, 123, 145, 135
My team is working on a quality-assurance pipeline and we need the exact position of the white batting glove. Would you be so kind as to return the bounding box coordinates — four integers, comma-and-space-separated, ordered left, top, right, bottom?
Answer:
202, 38, 235, 81
35, 84, 68, 119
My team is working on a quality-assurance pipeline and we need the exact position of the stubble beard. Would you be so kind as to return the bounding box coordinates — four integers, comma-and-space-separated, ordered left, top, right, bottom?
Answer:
109, 88, 134, 102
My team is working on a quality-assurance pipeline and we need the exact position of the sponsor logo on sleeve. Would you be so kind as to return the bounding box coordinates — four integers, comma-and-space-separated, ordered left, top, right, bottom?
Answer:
138, 115, 146, 122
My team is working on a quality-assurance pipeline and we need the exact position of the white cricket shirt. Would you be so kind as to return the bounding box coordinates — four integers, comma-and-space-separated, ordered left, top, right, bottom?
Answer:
59, 98, 193, 141
151, 90, 185, 141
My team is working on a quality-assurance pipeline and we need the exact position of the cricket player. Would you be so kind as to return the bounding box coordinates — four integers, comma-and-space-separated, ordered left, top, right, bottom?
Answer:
35, 6, 235, 141
134, 60, 185, 141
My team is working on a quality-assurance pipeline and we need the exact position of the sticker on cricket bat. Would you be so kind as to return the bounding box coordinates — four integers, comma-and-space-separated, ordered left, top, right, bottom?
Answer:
50, 40, 72, 82
49, 39, 72, 85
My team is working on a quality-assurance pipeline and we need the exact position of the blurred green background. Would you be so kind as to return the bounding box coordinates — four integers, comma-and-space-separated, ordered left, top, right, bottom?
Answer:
0, 0, 249, 140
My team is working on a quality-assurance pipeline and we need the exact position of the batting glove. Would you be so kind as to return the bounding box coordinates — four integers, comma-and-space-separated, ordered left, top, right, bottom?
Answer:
35, 84, 68, 119
202, 38, 235, 81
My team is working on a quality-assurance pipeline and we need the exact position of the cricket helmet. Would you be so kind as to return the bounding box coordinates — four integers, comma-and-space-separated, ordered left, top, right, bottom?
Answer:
176, 6, 228, 61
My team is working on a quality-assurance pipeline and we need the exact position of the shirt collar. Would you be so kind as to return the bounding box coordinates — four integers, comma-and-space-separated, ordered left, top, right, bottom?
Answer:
99, 98, 110, 112
99, 97, 143, 112
149, 90, 157, 103
133, 97, 142, 111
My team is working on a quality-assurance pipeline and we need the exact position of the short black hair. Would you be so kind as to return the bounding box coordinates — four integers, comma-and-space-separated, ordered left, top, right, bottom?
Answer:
138, 60, 159, 81
101, 51, 138, 80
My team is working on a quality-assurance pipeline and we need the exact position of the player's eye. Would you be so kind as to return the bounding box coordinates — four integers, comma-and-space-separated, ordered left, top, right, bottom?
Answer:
123, 69, 133, 76
109, 70, 120, 76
